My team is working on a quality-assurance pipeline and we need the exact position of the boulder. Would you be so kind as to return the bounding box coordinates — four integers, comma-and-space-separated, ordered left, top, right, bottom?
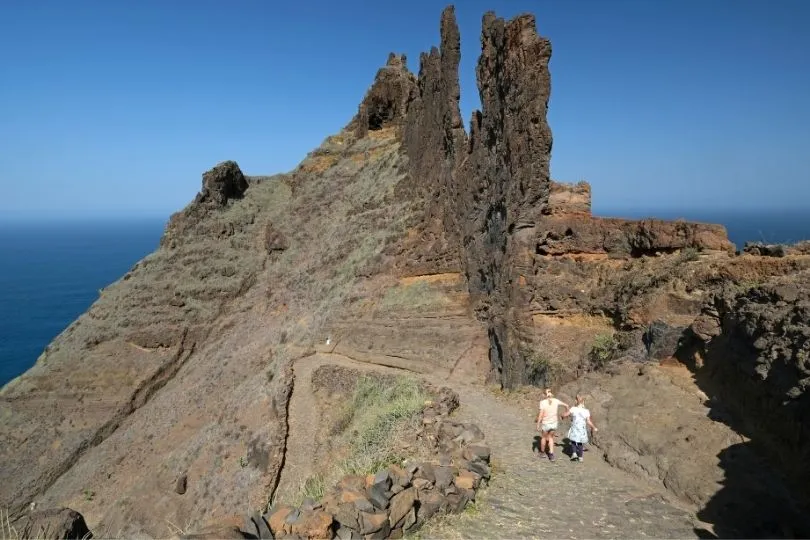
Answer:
454, 470, 479, 490
13, 508, 91, 540
266, 505, 296, 536
196, 161, 249, 207
289, 510, 333, 539
433, 466, 454, 490
464, 444, 491, 462
416, 491, 444, 522
333, 502, 360, 531
359, 511, 390, 537
468, 459, 491, 479
372, 469, 392, 491
388, 487, 417, 527
413, 463, 436, 483
387, 464, 412, 488
367, 483, 391, 510
644, 320, 686, 361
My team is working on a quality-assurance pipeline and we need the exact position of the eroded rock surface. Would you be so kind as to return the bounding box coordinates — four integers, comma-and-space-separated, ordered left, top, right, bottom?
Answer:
3, 4, 810, 539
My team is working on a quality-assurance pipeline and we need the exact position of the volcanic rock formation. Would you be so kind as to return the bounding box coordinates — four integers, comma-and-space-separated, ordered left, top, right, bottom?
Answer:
2, 4, 810, 539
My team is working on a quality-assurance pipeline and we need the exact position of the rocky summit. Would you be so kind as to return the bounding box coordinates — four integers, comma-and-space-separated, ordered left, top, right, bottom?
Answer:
2, 5, 809, 539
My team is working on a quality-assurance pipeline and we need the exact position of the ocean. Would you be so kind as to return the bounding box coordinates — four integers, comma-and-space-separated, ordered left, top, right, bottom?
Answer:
1, 210, 808, 387
0, 218, 166, 386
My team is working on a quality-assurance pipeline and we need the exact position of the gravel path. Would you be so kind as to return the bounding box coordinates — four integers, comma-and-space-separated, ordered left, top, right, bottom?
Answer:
421, 381, 701, 539
279, 354, 702, 539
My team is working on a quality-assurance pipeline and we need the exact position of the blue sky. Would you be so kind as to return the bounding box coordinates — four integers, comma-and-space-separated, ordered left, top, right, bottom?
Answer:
1, 0, 808, 219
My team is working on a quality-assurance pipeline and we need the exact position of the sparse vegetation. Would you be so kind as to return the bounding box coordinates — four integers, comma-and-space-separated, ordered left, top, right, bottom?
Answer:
338, 375, 429, 476
525, 350, 552, 387
678, 247, 700, 262
589, 333, 619, 369
2, 508, 18, 540
735, 279, 763, 293
82, 488, 95, 502
285, 373, 430, 507
295, 474, 327, 505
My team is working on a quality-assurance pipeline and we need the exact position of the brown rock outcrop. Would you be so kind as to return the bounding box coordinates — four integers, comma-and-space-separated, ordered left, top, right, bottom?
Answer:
688, 272, 810, 503
545, 181, 592, 216
399, 8, 555, 386
12, 507, 91, 540
349, 54, 417, 139
393, 7, 735, 388
536, 216, 734, 257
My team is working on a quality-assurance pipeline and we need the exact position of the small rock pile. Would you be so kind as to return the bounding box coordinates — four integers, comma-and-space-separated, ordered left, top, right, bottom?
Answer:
193, 386, 491, 539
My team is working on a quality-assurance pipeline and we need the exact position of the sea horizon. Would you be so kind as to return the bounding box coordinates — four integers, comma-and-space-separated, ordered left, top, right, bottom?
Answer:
1, 208, 808, 387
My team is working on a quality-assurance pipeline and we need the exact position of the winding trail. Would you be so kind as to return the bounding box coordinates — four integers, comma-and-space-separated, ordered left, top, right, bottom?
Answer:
278, 352, 703, 539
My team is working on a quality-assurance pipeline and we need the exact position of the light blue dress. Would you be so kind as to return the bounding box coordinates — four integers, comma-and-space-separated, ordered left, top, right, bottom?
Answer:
567, 405, 590, 444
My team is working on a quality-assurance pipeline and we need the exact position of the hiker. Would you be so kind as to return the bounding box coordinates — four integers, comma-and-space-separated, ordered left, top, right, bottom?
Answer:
536, 388, 569, 461
562, 394, 598, 462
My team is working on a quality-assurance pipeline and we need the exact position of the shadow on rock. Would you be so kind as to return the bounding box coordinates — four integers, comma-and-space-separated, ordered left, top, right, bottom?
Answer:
695, 441, 807, 538
675, 327, 810, 539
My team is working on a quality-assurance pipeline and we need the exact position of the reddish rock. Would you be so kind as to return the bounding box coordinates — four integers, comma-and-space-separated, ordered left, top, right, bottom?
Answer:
266, 505, 295, 536
337, 475, 367, 492
359, 511, 389, 536
290, 510, 334, 539
388, 486, 417, 527
454, 469, 479, 490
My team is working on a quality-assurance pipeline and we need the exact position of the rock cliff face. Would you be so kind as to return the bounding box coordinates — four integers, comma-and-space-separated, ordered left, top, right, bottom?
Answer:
2, 3, 810, 538
397, 7, 733, 388
690, 272, 810, 501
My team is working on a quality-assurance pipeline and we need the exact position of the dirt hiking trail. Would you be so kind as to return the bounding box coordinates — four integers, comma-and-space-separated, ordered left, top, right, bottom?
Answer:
280, 353, 705, 539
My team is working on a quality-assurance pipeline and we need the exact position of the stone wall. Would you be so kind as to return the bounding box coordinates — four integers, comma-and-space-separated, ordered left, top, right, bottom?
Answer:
182, 388, 491, 539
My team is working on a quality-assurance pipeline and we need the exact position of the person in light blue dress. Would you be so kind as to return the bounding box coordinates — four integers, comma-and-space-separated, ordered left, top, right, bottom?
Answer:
563, 394, 598, 462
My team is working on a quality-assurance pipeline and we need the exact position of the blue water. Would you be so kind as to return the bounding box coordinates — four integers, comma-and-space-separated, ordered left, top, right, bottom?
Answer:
1, 211, 808, 387
0, 219, 166, 386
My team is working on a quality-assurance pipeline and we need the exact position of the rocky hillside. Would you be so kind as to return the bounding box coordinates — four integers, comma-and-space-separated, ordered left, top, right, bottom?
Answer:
2, 4, 810, 538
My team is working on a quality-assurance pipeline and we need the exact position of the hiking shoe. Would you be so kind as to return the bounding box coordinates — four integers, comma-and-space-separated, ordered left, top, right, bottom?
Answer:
570, 455, 579, 462
548, 453, 556, 462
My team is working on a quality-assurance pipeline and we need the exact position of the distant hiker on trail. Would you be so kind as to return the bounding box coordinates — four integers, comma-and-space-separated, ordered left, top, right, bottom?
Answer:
536, 388, 569, 461
562, 394, 598, 462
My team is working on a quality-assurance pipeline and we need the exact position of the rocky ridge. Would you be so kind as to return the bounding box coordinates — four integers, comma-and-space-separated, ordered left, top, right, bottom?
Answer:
1, 3, 809, 539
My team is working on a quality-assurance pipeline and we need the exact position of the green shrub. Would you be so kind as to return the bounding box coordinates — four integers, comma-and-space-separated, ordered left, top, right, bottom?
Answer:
525, 351, 551, 387
589, 333, 619, 369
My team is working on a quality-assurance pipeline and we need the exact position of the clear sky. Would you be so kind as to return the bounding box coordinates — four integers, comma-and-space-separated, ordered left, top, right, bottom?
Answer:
1, 0, 808, 220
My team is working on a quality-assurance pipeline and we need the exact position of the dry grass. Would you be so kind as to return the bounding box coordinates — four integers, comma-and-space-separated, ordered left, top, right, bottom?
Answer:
298, 154, 339, 174
1, 509, 19, 540
293, 374, 429, 506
